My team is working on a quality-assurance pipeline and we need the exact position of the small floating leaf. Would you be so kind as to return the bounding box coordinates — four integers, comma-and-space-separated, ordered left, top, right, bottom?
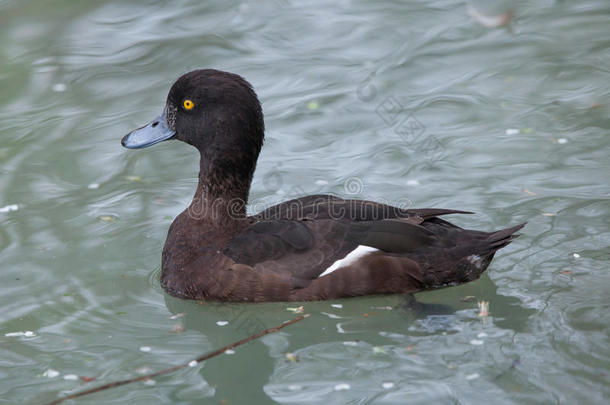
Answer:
98, 215, 118, 223
306, 101, 319, 110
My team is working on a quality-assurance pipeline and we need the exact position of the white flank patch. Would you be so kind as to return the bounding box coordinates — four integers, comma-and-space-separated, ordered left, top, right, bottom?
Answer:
318, 245, 378, 278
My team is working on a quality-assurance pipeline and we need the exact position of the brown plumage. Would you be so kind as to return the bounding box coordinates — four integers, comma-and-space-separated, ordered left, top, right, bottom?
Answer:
121, 69, 526, 302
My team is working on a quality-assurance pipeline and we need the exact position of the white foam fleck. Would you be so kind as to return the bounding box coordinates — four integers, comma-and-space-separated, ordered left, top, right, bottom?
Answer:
0, 204, 19, 213
470, 339, 484, 346
334, 383, 351, 391
505, 128, 519, 135
87, 183, 100, 190
573, 253, 580, 258
188, 360, 198, 367
63, 374, 78, 381
382, 382, 395, 389
225, 349, 235, 355
43, 369, 60, 378
331, 304, 343, 309
216, 321, 229, 326
5, 330, 35, 337
321, 312, 342, 319
139, 346, 152, 352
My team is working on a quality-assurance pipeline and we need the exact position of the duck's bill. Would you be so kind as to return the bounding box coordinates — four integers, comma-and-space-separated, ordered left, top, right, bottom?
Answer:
121, 109, 175, 149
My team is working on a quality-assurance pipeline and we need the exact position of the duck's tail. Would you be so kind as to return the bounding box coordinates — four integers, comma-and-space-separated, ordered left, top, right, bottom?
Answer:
423, 222, 526, 288
482, 222, 527, 252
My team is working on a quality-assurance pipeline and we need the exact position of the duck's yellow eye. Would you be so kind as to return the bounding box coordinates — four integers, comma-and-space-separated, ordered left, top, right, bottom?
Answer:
183, 99, 194, 110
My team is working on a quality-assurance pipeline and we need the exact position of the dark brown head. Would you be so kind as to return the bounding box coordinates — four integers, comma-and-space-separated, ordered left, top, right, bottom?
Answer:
121, 69, 265, 196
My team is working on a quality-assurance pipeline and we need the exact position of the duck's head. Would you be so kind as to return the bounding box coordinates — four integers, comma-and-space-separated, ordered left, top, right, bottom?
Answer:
121, 69, 264, 160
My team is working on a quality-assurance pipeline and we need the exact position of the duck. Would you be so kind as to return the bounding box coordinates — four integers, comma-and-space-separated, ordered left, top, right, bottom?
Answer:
121, 69, 525, 302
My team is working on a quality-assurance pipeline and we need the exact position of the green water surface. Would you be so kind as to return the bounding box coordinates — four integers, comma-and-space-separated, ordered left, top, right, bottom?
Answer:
1, 0, 609, 404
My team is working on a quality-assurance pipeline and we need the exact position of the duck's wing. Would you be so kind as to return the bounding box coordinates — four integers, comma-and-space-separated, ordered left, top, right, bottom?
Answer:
224, 213, 457, 286
223, 218, 353, 283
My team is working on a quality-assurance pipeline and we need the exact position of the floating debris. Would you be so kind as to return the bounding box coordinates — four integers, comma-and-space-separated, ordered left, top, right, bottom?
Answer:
462, 296, 476, 302
542, 212, 556, 217
373, 346, 385, 354
470, 339, 484, 346
285, 352, 299, 362
560, 270, 573, 275
52, 83, 67, 92
87, 183, 100, 190
188, 360, 198, 367
465, 373, 480, 381
331, 304, 343, 309
170, 323, 185, 333
216, 321, 229, 326
342, 341, 359, 347
557, 138, 568, 144
321, 312, 342, 319
286, 306, 304, 313
98, 215, 118, 223
4, 330, 35, 337
522, 188, 537, 196
126, 175, 143, 182
382, 382, 395, 389
63, 374, 78, 381
334, 383, 351, 391
224, 349, 235, 355
139, 346, 152, 352
467, 2, 513, 27
505, 128, 520, 135
573, 253, 581, 259
478, 301, 490, 317
0, 204, 18, 213
306, 101, 320, 110
80, 376, 96, 382
169, 312, 186, 319
43, 369, 60, 378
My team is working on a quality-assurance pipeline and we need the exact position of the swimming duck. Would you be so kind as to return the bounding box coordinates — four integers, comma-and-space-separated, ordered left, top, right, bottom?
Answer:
121, 69, 525, 302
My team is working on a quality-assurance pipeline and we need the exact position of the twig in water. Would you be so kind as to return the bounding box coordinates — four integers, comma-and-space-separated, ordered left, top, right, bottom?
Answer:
42, 314, 309, 405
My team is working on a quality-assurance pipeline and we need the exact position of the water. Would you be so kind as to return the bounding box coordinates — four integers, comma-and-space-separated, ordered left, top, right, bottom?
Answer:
1, 0, 609, 403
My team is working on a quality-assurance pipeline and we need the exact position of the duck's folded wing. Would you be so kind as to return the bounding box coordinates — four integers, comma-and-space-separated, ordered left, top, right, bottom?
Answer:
223, 220, 315, 264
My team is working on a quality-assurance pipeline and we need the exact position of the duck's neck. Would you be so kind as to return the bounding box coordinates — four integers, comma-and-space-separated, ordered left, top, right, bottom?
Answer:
187, 152, 256, 225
